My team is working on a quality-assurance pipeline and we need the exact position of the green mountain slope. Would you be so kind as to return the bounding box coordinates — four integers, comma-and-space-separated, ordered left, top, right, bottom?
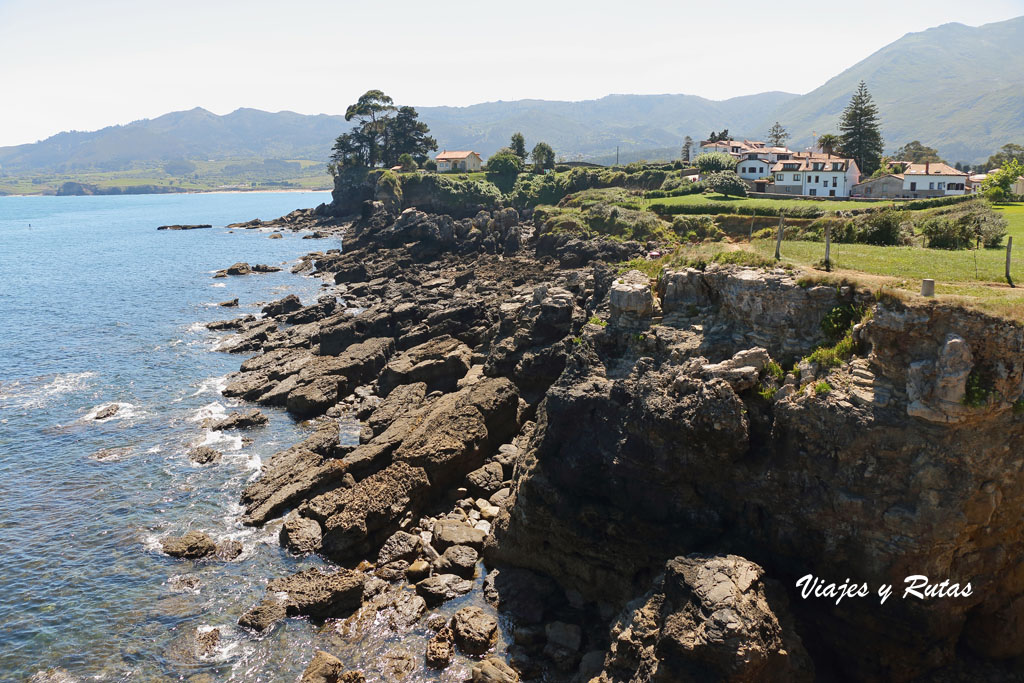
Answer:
768, 16, 1024, 163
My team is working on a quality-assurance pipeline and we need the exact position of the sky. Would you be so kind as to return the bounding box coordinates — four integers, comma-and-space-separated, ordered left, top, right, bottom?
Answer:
1, 0, 1023, 147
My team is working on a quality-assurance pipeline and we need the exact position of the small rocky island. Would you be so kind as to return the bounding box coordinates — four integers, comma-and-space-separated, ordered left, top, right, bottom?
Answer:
189, 179, 1024, 682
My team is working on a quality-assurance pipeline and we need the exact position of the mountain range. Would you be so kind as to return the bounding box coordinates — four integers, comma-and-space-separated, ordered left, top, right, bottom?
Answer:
1, 15, 1021, 175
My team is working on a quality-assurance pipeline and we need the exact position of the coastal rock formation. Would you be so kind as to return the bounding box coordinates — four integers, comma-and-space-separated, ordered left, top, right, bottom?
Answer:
209, 408, 268, 430
187, 446, 221, 465
205, 194, 1024, 681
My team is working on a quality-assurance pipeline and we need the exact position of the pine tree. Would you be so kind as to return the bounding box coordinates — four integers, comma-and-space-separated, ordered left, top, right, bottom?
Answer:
766, 122, 790, 147
510, 132, 527, 160
682, 136, 693, 162
839, 81, 884, 176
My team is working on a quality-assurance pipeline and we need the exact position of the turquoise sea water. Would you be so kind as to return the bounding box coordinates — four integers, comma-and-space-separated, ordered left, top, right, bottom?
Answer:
0, 193, 346, 680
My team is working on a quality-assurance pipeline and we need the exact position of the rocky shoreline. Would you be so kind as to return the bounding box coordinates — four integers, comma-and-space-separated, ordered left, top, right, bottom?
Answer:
162, 197, 1024, 682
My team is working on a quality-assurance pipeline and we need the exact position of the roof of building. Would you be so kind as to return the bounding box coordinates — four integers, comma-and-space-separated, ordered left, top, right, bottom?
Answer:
436, 150, 481, 161
853, 173, 905, 186
903, 162, 966, 176
771, 156, 853, 173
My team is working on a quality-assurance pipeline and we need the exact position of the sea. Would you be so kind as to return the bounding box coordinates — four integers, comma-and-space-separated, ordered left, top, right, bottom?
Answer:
0, 193, 490, 682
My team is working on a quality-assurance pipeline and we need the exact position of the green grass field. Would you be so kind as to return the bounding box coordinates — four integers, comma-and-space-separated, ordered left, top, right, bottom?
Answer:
646, 193, 884, 212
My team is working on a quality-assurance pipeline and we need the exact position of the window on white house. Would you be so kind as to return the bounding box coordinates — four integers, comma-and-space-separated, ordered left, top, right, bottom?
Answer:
794, 174, 801, 181
929, 182, 935, 190
776, 174, 784, 181
809, 189, 817, 196
938, 182, 946, 190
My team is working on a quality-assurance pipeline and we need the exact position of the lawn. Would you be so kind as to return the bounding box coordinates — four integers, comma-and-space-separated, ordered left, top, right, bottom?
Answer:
645, 193, 886, 212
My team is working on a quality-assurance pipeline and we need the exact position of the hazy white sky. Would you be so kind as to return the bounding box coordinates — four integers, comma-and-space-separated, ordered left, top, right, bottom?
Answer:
1, 0, 1022, 147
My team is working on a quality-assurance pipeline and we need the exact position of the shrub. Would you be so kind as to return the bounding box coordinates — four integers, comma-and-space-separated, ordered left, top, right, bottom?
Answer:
766, 361, 784, 381
962, 369, 994, 407
671, 214, 723, 241
918, 202, 1008, 249
486, 152, 523, 176
694, 152, 736, 174
854, 209, 907, 246
813, 381, 832, 395
588, 315, 608, 327
397, 153, 417, 171
423, 159, 437, 171
821, 304, 864, 342
704, 171, 747, 197
807, 216, 857, 243
399, 173, 502, 215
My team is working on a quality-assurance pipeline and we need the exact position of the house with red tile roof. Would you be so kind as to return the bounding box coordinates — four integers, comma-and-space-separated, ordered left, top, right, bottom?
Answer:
435, 150, 483, 172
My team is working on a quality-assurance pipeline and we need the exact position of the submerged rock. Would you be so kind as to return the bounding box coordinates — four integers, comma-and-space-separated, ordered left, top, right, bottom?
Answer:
161, 531, 216, 559
188, 446, 222, 465
93, 404, 119, 420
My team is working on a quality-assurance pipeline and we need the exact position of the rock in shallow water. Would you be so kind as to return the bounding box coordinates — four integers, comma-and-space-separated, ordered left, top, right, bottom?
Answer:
188, 446, 221, 465
209, 408, 268, 431
415, 573, 474, 607
470, 657, 520, 682
452, 606, 498, 655
300, 650, 365, 683
161, 531, 216, 559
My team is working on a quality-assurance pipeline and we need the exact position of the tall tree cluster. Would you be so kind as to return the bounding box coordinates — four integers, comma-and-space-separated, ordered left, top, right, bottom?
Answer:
839, 81, 885, 176
330, 90, 437, 170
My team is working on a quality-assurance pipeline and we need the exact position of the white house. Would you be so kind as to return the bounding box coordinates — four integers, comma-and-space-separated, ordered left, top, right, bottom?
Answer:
435, 150, 483, 172
899, 163, 967, 197
769, 155, 860, 197
736, 157, 773, 180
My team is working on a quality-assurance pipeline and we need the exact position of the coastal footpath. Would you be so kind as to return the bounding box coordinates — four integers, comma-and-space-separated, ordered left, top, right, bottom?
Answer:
183, 180, 1024, 681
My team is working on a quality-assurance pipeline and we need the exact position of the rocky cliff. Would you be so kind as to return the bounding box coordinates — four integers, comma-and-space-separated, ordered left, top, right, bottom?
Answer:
206, 200, 1024, 682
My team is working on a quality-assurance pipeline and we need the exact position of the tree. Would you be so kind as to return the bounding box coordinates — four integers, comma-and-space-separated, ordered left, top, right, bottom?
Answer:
766, 122, 790, 147
682, 136, 693, 163
704, 171, 746, 197
694, 152, 736, 174
397, 153, 417, 171
838, 81, 885, 176
982, 159, 1023, 203
386, 106, 437, 166
510, 132, 527, 160
329, 90, 436, 169
893, 141, 943, 164
706, 129, 730, 143
486, 151, 522, 176
985, 143, 1024, 170
530, 142, 556, 173
817, 134, 840, 156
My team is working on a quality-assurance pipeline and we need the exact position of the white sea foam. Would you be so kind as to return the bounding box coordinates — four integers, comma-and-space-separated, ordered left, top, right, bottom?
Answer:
190, 401, 227, 423
186, 321, 209, 334
190, 375, 229, 398
197, 429, 243, 452
0, 371, 98, 409
211, 282, 227, 288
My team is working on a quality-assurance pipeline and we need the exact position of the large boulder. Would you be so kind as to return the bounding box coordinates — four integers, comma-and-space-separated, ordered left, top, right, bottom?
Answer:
452, 606, 499, 655
595, 554, 813, 683
609, 270, 655, 321
377, 335, 471, 397
239, 568, 365, 632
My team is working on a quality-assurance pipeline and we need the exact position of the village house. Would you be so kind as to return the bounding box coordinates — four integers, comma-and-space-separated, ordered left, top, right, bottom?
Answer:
699, 139, 766, 156
851, 162, 967, 199
735, 148, 796, 180
901, 162, 966, 197
435, 150, 483, 172
768, 154, 860, 197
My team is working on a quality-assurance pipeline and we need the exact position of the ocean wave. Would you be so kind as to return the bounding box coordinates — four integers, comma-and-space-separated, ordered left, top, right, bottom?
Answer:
195, 429, 243, 452
189, 375, 229, 398
189, 401, 227, 423
210, 282, 227, 288
0, 371, 98, 409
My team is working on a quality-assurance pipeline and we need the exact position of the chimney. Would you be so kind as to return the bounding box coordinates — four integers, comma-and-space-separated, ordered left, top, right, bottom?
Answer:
926, 162, 930, 174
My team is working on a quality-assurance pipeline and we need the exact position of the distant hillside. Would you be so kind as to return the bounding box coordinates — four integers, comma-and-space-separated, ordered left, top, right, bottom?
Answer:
0, 108, 346, 174
1, 15, 1021, 177
0, 93, 798, 174
770, 16, 1024, 163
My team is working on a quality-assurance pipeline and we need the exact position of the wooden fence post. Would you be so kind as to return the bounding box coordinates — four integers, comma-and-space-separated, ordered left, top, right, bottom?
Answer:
824, 223, 831, 272
775, 215, 784, 260
1007, 236, 1014, 287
